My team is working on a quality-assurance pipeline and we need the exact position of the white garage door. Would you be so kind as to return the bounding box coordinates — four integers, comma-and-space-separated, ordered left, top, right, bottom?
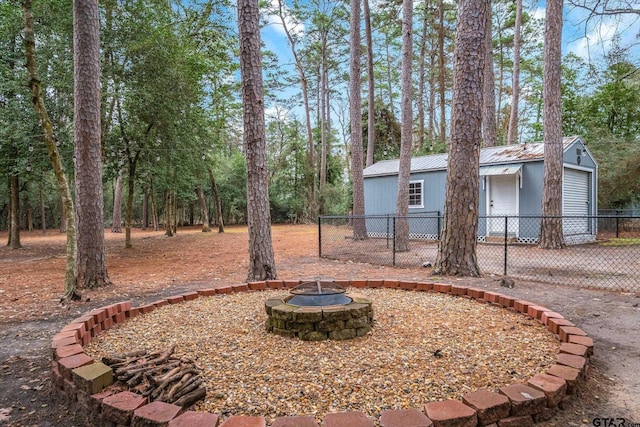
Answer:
563, 168, 590, 234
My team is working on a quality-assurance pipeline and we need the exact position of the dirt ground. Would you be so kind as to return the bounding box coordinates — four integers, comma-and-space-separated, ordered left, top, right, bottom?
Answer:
0, 224, 638, 426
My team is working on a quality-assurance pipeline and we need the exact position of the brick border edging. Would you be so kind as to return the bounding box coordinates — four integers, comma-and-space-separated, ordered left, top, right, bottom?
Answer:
50, 279, 594, 427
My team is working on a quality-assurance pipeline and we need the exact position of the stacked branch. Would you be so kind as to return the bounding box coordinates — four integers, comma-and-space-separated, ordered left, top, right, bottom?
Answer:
102, 346, 206, 408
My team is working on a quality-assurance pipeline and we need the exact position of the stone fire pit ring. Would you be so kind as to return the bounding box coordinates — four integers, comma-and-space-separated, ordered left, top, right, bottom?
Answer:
264, 292, 374, 341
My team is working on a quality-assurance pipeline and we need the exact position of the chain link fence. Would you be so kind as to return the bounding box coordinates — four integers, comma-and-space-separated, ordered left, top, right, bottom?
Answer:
318, 214, 640, 292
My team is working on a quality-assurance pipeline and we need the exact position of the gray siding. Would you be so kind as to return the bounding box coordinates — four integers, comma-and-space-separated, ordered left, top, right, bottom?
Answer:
364, 175, 398, 215
564, 140, 596, 168
364, 171, 447, 215
520, 162, 544, 215
363, 171, 446, 238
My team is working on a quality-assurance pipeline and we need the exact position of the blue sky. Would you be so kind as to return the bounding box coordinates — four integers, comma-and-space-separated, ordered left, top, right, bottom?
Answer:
260, 0, 640, 65
256, 0, 640, 122
538, 1, 640, 60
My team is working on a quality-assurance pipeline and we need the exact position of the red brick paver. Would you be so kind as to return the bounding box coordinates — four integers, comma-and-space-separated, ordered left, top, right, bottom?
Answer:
379, 409, 433, 427
423, 400, 477, 427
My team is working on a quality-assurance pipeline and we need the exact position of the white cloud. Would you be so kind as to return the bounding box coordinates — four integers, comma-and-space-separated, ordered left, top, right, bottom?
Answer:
262, 0, 305, 38
564, 6, 640, 60
531, 7, 545, 21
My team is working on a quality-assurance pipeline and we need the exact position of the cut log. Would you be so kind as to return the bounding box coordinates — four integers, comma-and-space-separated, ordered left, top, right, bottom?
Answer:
166, 373, 193, 401
170, 378, 202, 403
102, 346, 205, 407
173, 386, 206, 408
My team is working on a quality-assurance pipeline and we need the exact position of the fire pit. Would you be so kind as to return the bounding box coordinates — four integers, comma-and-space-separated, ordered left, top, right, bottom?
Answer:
288, 281, 353, 306
265, 281, 374, 341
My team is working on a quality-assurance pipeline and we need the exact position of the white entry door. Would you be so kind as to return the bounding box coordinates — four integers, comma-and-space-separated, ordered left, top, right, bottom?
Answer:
488, 175, 519, 235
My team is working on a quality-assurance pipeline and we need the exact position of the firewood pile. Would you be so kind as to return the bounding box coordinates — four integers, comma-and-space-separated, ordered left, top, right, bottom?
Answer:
101, 345, 206, 408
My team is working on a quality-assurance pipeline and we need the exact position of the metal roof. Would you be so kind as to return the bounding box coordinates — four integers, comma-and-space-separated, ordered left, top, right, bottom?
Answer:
363, 136, 581, 177
479, 164, 522, 176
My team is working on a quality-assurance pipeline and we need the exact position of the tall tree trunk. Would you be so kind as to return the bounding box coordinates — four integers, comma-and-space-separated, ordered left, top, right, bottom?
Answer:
141, 185, 148, 230
39, 186, 47, 233
197, 186, 211, 232
496, 24, 505, 139
275, 0, 316, 220
111, 168, 124, 233
9, 174, 21, 249
417, 4, 429, 152
428, 48, 437, 142
319, 44, 328, 191
23, 0, 78, 298
438, 0, 447, 143
60, 198, 67, 233
173, 195, 178, 233
507, 0, 522, 145
208, 168, 225, 233
23, 183, 33, 232
482, 1, 497, 147
384, 34, 396, 114
150, 179, 159, 231
238, 0, 277, 280
434, 0, 487, 277
73, 0, 110, 288
350, 0, 366, 240
124, 154, 138, 248
538, 0, 565, 249
323, 62, 331, 191
364, 0, 376, 167
165, 191, 173, 237
395, 0, 414, 253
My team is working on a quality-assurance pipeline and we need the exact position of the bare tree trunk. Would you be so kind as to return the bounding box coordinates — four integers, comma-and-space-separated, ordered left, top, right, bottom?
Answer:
172, 192, 178, 234
125, 155, 138, 248
238, 0, 277, 280
23, 0, 78, 298
39, 186, 47, 233
538, 0, 565, 249
350, 0, 366, 240
60, 198, 67, 233
208, 168, 225, 233
428, 49, 436, 142
23, 183, 33, 232
197, 186, 211, 232
417, 4, 429, 152
9, 174, 21, 249
323, 63, 331, 189
73, 0, 110, 288
274, 0, 316, 220
482, 1, 497, 147
496, 22, 505, 139
438, 0, 446, 143
506, 0, 522, 145
395, 0, 414, 253
165, 191, 173, 237
5, 180, 10, 245
384, 34, 396, 114
141, 185, 148, 230
111, 168, 124, 233
364, 0, 376, 167
319, 44, 328, 190
151, 184, 159, 232
434, 0, 487, 277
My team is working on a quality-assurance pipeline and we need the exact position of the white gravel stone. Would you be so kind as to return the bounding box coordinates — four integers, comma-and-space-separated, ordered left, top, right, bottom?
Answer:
84, 288, 559, 425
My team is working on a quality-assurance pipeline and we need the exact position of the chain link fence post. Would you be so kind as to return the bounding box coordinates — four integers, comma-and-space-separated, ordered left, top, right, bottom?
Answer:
392, 216, 396, 267
318, 216, 322, 258
503, 216, 508, 276
386, 214, 390, 248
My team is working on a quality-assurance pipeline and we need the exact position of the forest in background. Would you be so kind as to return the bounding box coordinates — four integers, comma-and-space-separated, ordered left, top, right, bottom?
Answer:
1, 0, 639, 233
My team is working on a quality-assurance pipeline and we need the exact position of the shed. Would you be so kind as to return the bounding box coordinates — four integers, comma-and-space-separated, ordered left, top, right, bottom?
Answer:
363, 136, 598, 244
